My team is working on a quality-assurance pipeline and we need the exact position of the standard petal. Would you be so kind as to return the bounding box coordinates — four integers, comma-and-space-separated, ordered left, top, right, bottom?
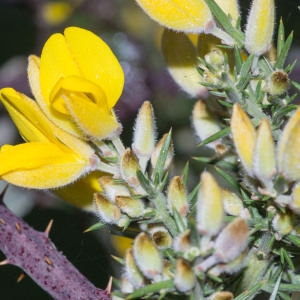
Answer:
63, 27, 124, 109
135, 0, 213, 33
0, 142, 90, 189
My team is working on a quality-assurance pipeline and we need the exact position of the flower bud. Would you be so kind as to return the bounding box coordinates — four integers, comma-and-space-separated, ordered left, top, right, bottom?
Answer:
205, 49, 225, 68
267, 70, 290, 96
253, 119, 276, 184
174, 258, 196, 294
197, 172, 224, 236
272, 212, 294, 237
214, 217, 249, 263
98, 176, 131, 203
231, 103, 256, 176
124, 248, 146, 288
133, 233, 163, 281
132, 101, 157, 168
93, 193, 121, 224
150, 134, 173, 170
120, 149, 142, 189
197, 218, 248, 272
192, 100, 221, 150
244, 0, 275, 55
221, 189, 244, 217
148, 224, 173, 249
167, 176, 189, 217
277, 108, 300, 182
115, 196, 144, 218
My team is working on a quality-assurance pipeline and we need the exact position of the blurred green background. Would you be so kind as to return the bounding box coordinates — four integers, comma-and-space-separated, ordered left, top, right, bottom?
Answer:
0, 0, 299, 298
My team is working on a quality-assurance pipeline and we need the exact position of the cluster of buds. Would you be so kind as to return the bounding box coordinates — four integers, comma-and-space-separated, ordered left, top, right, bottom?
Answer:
93, 101, 174, 229
231, 103, 300, 239
115, 170, 249, 299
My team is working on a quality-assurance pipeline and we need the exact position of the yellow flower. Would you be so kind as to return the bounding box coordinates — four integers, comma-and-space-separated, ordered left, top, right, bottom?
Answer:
28, 27, 124, 140
135, 0, 213, 33
0, 88, 97, 190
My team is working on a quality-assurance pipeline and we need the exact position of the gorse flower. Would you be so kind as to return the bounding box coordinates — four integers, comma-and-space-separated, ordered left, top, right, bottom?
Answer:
0, 27, 124, 197
29, 26, 124, 140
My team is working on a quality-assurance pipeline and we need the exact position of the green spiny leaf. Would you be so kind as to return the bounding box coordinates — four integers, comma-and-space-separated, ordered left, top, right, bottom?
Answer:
274, 31, 294, 69
198, 126, 230, 147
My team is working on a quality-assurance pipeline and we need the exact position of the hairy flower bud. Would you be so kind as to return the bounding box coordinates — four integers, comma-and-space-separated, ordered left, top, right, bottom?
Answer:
244, 0, 275, 55
167, 176, 189, 217
231, 103, 256, 176
174, 258, 196, 294
124, 248, 146, 288
115, 196, 144, 218
197, 172, 224, 236
93, 193, 121, 224
267, 70, 290, 96
272, 212, 294, 237
148, 224, 173, 249
133, 233, 163, 281
132, 101, 156, 170
221, 189, 244, 217
192, 100, 221, 150
209, 291, 234, 300
98, 176, 131, 203
120, 149, 142, 191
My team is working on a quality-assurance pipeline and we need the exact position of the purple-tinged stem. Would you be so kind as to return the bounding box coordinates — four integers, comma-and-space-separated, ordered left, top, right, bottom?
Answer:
0, 200, 110, 300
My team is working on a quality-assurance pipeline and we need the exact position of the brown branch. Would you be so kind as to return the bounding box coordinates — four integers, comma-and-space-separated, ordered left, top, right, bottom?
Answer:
0, 193, 110, 300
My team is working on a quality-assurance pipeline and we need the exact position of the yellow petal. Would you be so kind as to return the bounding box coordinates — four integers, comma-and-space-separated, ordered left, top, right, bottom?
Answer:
63, 91, 119, 139
28, 55, 83, 137
0, 88, 56, 143
0, 142, 89, 189
0, 86, 95, 159
253, 118, 276, 180
135, 0, 213, 33
54, 171, 102, 209
161, 29, 206, 98
50, 75, 108, 114
277, 107, 300, 181
40, 27, 124, 110
231, 103, 256, 175
244, 0, 275, 55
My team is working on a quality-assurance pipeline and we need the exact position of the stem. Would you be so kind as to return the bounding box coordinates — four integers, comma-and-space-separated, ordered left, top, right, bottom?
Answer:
111, 137, 125, 157
151, 192, 179, 237
0, 201, 110, 300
